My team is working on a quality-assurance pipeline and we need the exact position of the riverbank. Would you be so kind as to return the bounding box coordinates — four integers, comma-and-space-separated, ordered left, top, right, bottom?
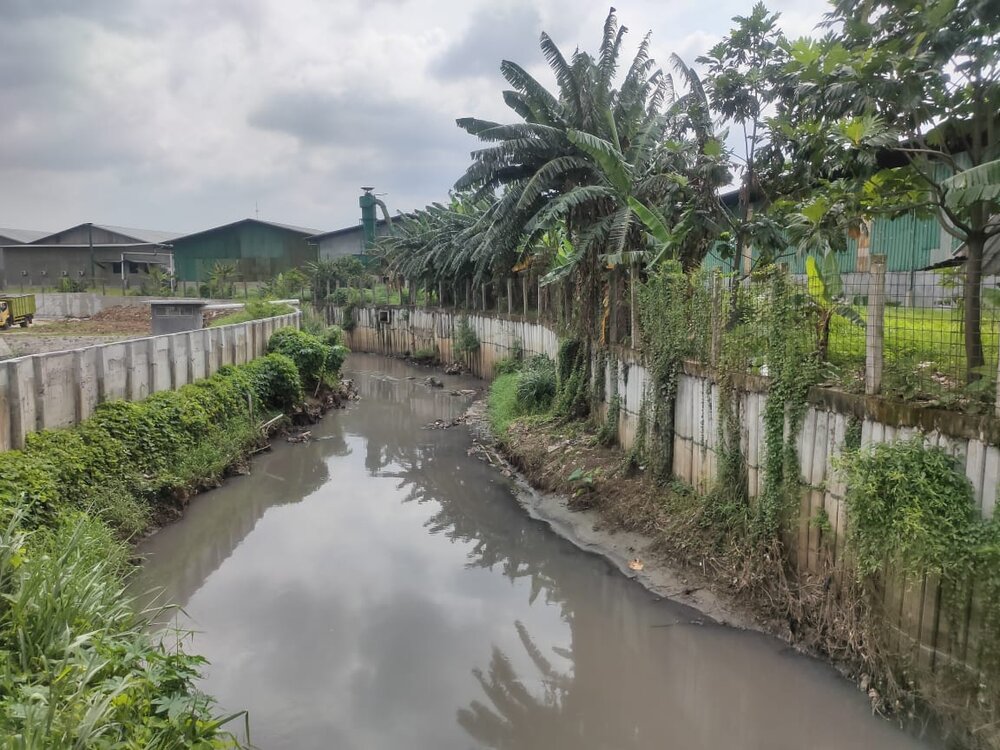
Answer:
0, 323, 348, 746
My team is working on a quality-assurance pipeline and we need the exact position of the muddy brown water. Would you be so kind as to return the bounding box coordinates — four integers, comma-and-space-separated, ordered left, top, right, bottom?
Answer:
134, 353, 938, 750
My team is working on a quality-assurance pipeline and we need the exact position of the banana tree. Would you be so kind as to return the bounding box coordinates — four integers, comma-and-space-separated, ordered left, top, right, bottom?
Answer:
805, 252, 864, 361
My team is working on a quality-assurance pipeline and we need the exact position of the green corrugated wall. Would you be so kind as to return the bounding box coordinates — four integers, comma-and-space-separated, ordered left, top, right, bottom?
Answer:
700, 211, 949, 274
173, 223, 317, 282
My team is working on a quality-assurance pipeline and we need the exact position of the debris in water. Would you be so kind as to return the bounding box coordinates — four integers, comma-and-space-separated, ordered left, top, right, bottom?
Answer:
286, 431, 312, 444
424, 417, 468, 430
443, 361, 464, 375
424, 376, 444, 388
628, 558, 644, 571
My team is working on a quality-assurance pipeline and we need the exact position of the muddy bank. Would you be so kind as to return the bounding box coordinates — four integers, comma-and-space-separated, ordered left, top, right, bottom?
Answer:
464, 400, 750, 629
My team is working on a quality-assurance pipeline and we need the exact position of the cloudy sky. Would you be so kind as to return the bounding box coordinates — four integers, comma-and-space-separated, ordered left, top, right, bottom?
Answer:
0, 0, 825, 236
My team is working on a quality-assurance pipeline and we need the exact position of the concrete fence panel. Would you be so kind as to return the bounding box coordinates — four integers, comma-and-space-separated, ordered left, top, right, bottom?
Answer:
0, 312, 299, 449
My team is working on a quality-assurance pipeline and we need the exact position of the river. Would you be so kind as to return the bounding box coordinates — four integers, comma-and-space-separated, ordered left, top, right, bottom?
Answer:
134, 354, 938, 750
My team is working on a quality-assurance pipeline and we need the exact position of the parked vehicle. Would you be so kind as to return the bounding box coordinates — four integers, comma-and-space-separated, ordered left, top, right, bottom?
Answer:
0, 294, 35, 329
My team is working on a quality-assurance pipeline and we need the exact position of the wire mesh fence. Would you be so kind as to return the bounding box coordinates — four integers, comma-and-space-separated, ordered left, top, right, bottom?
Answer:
674, 263, 1000, 413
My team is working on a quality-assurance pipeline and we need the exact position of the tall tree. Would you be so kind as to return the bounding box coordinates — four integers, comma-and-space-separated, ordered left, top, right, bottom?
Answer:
697, 2, 790, 272
453, 9, 681, 335
786, 0, 1000, 379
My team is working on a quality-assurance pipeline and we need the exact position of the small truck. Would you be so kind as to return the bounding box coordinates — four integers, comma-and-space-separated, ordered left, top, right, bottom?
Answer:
0, 294, 36, 329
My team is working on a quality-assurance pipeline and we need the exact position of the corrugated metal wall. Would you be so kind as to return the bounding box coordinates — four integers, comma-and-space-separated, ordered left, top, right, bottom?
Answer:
700, 212, 947, 274
174, 223, 317, 282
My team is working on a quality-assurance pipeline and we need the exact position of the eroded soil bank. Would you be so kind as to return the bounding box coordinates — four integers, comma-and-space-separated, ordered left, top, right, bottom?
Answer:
135, 354, 939, 750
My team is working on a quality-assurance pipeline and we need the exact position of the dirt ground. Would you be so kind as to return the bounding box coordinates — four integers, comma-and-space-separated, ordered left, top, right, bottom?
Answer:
0, 305, 151, 359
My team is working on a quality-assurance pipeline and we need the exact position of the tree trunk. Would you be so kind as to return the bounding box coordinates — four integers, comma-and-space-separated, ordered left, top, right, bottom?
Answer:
965, 232, 986, 381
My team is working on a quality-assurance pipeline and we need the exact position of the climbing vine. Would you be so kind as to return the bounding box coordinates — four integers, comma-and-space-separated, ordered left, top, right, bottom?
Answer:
754, 271, 821, 542
837, 437, 1000, 737
553, 338, 591, 420
636, 263, 711, 481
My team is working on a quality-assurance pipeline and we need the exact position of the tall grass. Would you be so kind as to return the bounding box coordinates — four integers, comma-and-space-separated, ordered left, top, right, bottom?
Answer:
0, 514, 245, 747
488, 355, 557, 438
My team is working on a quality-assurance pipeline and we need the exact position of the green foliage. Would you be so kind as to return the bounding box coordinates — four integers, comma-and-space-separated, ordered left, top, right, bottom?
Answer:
453, 316, 480, 358
553, 339, 591, 420
262, 268, 308, 299
204, 261, 237, 298
0, 353, 304, 531
411, 346, 439, 364
839, 438, 976, 577
514, 355, 557, 413
837, 436, 1000, 716
636, 265, 712, 479
494, 356, 522, 376
754, 271, 822, 542
0, 348, 309, 746
243, 353, 304, 410
56, 276, 88, 293
487, 373, 520, 439
267, 327, 347, 389
0, 514, 245, 747
488, 356, 558, 439
210, 299, 294, 327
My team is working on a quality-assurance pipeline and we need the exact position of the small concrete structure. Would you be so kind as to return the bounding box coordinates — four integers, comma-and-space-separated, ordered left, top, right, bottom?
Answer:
150, 299, 207, 335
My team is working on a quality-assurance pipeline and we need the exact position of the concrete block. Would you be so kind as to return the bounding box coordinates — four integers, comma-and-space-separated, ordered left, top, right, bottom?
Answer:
982, 446, 999, 520
100, 343, 128, 402
35, 351, 77, 430
189, 331, 206, 382
169, 333, 189, 388
150, 336, 171, 393
75, 347, 99, 420
966, 439, 987, 510
0, 363, 11, 451
125, 339, 151, 401
8, 357, 37, 449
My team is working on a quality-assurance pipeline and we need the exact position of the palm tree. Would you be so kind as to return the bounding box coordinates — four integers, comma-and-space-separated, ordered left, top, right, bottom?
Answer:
454, 9, 677, 337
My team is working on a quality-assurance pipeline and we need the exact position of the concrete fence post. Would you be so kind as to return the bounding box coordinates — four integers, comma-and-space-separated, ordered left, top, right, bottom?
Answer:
522, 275, 529, 318
506, 278, 513, 316
865, 255, 887, 396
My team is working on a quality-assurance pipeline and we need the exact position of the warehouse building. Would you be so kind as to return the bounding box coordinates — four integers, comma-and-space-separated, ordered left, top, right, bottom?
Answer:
0, 228, 48, 288
171, 218, 319, 283
1, 223, 176, 291
308, 219, 392, 261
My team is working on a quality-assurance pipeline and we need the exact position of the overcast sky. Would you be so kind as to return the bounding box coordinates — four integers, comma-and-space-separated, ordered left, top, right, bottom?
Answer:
0, 0, 825, 235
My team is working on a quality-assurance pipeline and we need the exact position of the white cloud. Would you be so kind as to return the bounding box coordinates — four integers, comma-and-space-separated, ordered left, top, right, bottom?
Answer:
0, 0, 827, 234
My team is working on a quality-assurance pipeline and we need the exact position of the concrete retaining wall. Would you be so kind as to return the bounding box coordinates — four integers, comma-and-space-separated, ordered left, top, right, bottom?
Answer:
335, 303, 999, 679
0, 312, 300, 451
33, 293, 229, 319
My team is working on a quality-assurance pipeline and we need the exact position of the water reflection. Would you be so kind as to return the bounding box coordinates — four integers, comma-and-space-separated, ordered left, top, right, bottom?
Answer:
135, 354, 936, 750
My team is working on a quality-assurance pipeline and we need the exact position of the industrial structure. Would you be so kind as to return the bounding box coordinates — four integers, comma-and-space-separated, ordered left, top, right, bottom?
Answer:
0, 224, 176, 290
170, 218, 318, 284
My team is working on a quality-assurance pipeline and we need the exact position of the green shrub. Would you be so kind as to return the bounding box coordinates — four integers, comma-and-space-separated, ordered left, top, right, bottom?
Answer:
454, 316, 480, 358
840, 437, 976, 576
268, 327, 348, 388
412, 346, 439, 364
494, 356, 521, 376
0, 351, 306, 536
329, 287, 352, 306
243, 352, 304, 409
515, 355, 557, 412
324, 325, 346, 347
210, 299, 293, 327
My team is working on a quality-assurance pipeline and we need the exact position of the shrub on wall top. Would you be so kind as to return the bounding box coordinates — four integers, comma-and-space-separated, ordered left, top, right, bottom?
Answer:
267, 327, 348, 389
